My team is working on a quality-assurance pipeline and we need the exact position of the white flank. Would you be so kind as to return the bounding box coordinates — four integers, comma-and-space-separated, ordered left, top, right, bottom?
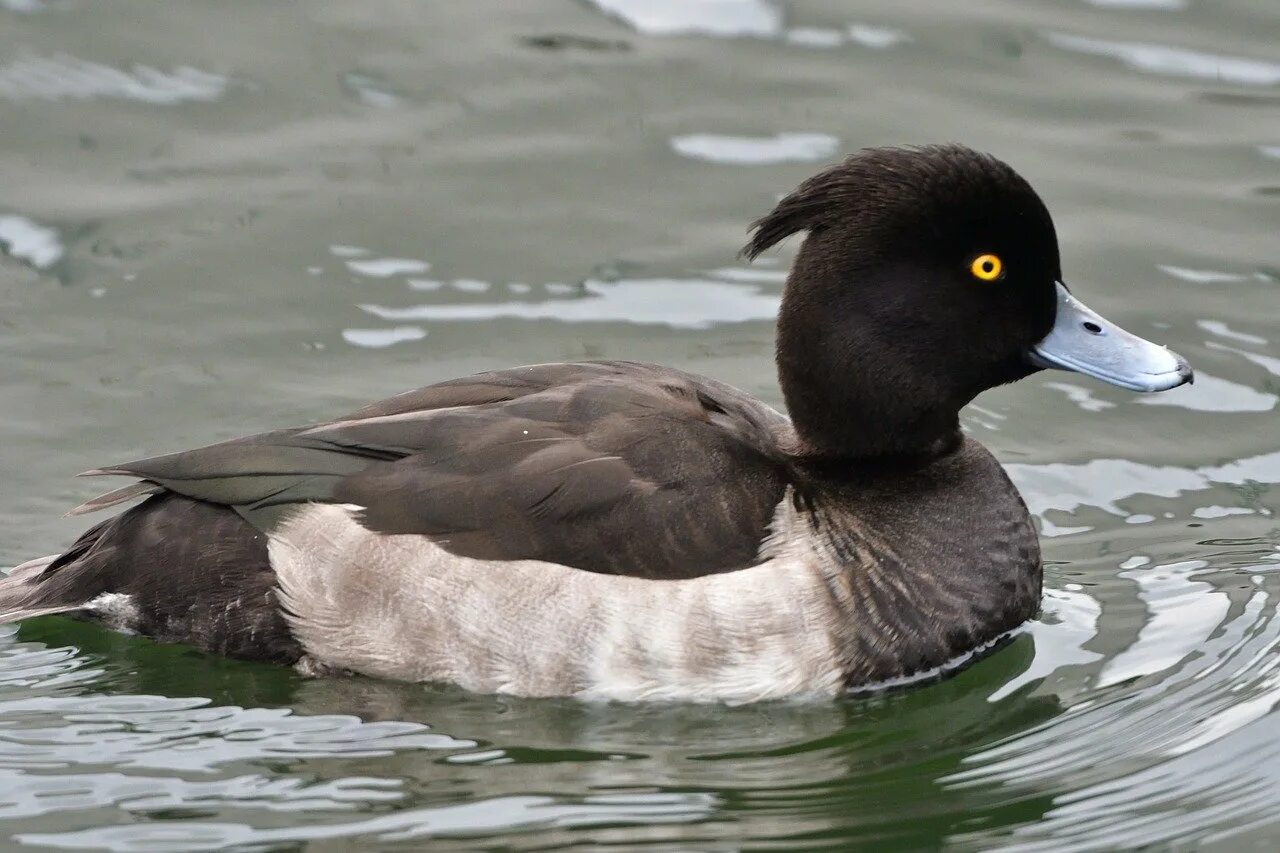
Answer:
270, 502, 846, 704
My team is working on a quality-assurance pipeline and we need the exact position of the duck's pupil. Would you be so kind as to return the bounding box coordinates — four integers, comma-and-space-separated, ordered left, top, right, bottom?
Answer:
982, 261, 993, 273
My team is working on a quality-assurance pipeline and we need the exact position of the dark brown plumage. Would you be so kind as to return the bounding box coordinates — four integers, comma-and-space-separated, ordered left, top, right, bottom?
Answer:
84, 362, 790, 578
0, 144, 1190, 697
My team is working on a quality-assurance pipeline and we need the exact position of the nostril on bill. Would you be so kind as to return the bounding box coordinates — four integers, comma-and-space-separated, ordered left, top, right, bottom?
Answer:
1082, 321, 1103, 335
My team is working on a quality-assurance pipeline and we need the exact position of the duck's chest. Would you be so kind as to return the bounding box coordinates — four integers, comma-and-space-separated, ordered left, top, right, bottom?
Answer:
787, 445, 1043, 685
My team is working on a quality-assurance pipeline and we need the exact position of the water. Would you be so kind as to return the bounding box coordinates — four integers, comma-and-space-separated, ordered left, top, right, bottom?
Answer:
1, 0, 1277, 848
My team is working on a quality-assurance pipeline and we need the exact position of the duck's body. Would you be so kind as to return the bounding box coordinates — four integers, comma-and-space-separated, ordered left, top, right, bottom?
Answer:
3, 362, 1038, 702
2, 145, 1189, 702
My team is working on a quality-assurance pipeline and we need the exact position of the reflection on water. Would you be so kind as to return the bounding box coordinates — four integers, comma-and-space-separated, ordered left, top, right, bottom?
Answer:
341, 326, 426, 348
1084, 0, 1186, 8
950, 569, 1280, 850
339, 71, 403, 109
1208, 341, 1280, 377
0, 55, 227, 104
846, 23, 913, 49
0, 215, 62, 270
329, 245, 787, 341
20, 792, 717, 849
1009, 450, 1280, 536
1098, 558, 1228, 687
988, 586, 1102, 703
669, 132, 839, 165
359, 277, 780, 329
1043, 381, 1116, 413
587, 0, 781, 38
1136, 372, 1276, 413
1158, 264, 1253, 284
1198, 319, 1267, 345
1, 0, 1278, 848
1044, 31, 1280, 86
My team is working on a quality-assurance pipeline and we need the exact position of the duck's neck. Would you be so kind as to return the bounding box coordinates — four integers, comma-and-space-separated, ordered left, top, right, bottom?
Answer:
775, 309, 965, 462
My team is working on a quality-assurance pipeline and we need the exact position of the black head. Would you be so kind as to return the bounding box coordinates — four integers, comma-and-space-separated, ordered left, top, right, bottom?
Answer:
745, 144, 1063, 460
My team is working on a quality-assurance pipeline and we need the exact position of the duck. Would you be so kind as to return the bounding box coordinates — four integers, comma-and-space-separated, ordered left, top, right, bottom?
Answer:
1, 144, 1192, 703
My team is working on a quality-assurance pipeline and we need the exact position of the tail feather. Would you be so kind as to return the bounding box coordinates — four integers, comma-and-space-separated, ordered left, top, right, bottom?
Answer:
66, 481, 162, 517
0, 555, 89, 623
3, 493, 304, 664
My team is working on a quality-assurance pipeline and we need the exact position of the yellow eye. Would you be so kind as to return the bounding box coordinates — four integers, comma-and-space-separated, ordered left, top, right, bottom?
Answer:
970, 253, 1003, 281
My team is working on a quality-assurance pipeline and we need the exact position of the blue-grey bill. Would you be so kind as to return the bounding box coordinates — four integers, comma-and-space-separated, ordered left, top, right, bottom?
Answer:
1027, 282, 1193, 393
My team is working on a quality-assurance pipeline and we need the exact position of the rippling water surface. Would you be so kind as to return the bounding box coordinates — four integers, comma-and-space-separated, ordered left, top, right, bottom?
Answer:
1, 0, 1277, 848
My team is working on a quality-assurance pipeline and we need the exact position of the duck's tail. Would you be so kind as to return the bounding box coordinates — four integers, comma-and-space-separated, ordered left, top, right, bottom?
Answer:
1, 494, 305, 663
0, 554, 90, 623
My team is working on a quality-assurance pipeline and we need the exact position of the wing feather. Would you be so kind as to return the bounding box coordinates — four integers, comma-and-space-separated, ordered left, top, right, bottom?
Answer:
73, 361, 791, 578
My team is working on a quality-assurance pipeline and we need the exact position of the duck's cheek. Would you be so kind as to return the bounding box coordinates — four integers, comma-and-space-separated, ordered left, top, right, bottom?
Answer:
1024, 282, 1192, 393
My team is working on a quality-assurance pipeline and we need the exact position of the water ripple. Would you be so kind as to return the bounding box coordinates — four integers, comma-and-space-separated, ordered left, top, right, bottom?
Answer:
0, 670, 472, 773
0, 768, 401, 820
19, 792, 717, 850
0, 215, 63, 271
1135, 371, 1276, 413
1158, 264, 1252, 284
341, 326, 426, 348
1098, 559, 1228, 687
951, 572, 1280, 850
1045, 32, 1280, 86
0, 54, 227, 104
360, 276, 781, 330
670, 133, 840, 165
586, 0, 781, 38
1007, 449, 1280, 532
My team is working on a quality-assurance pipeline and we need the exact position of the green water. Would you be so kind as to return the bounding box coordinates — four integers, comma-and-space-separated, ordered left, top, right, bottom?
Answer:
1, 0, 1278, 849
